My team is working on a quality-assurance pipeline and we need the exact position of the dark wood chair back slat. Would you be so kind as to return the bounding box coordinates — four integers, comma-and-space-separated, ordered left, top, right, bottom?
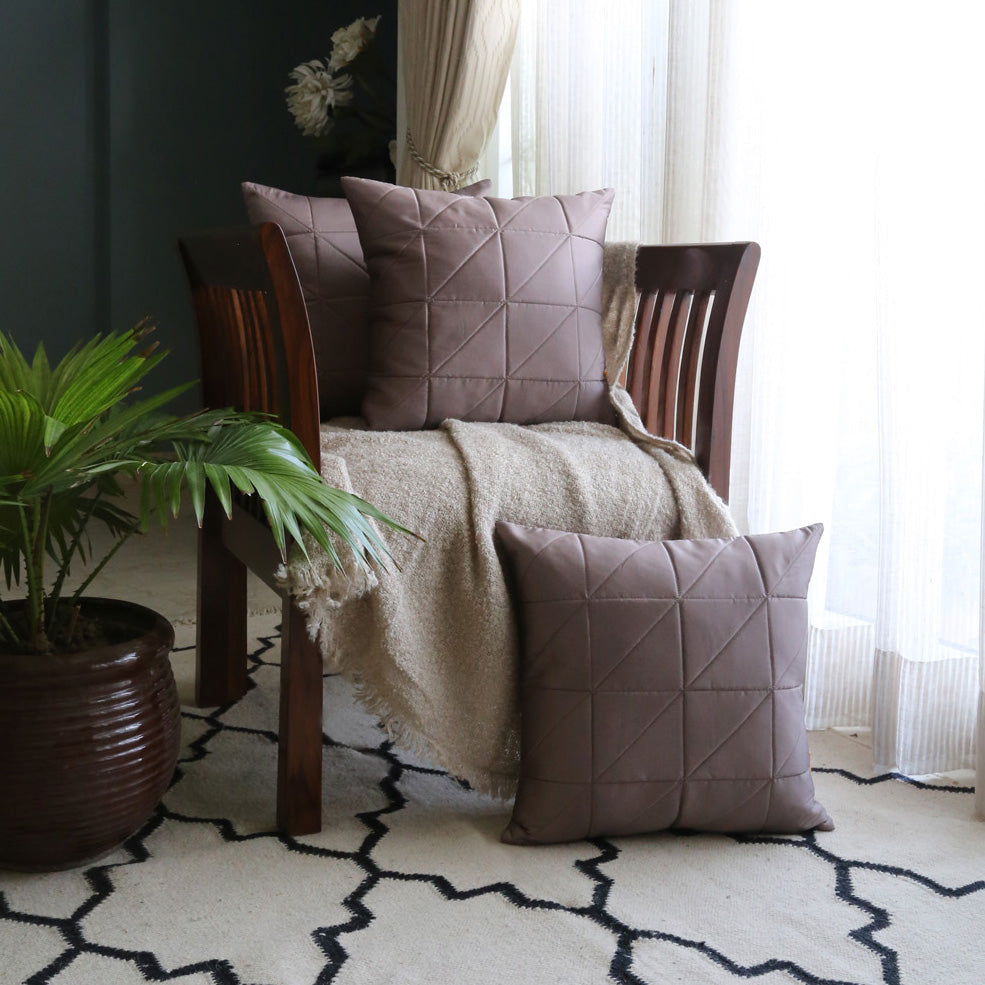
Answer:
178, 223, 321, 471
630, 242, 760, 498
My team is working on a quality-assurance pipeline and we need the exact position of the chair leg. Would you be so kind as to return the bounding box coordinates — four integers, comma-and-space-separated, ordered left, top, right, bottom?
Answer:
276, 598, 323, 835
195, 494, 248, 707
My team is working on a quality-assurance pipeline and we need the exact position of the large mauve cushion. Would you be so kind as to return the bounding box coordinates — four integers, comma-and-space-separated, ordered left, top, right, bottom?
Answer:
342, 177, 617, 430
241, 179, 490, 419
495, 521, 833, 846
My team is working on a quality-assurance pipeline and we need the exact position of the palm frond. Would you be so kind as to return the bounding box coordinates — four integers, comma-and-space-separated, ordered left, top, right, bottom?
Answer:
0, 334, 39, 393
134, 421, 409, 570
20, 384, 194, 496
0, 324, 412, 654
0, 390, 49, 481
0, 502, 25, 590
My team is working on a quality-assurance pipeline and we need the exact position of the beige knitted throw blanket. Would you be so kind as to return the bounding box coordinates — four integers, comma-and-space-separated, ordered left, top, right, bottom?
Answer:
282, 243, 737, 798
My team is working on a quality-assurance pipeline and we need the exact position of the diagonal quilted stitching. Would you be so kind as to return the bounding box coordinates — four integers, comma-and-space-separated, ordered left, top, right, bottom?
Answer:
504, 234, 576, 302
500, 524, 829, 842
670, 539, 737, 598
566, 209, 582, 386
573, 249, 605, 307
680, 778, 774, 829
248, 194, 314, 234
594, 691, 682, 779
312, 232, 366, 274
592, 602, 680, 691
352, 182, 612, 429
684, 691, 773, 777
357, 182, 425, 249
768, 599, 810, 685
517, 781, 588, 835
597, 781, 682, 833
443, 379, 507, 423
495, 196, 543, 231
425, 227, 504, 299
774, 724, 810, 778
523, 602, 590, 665
496, 195, 611, 243
370, 228, 429, 290
523, 381, 581, 420
430, 302, 508, 375
509, 527, 573, 584
365, 376, 427, 415
559, 192, 604, 238
522, 692, 592, 762
419, 191, 495, 231
305, 195, 324, 309
577, 532, 590, 601
682, 597, 768, 687
585, 541, 656, 597
748, 530, 819, 597
507, 309, 582, 378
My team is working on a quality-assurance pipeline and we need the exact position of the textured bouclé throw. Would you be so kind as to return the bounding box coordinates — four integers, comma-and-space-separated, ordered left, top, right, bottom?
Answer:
280, 243, 737, 797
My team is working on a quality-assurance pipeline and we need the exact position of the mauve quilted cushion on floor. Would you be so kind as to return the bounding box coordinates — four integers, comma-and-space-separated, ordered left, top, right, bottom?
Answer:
342, 177, 617, 430
495, 521, 833, 846
241, 179, 490, 419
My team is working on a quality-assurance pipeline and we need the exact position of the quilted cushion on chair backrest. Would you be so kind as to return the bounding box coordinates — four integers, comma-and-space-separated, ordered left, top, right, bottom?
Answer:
342, 177, 617, 430
241, 179, 491, 420
495, 521, 833, 845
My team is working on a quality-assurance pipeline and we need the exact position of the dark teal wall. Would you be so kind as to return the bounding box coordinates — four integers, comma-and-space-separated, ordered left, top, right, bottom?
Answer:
1, 3, 99, 355
0, 1, 397, 412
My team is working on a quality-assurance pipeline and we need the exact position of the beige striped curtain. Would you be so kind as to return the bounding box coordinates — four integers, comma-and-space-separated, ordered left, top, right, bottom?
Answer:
397, 0, 519, 190
511, 0, 985, 782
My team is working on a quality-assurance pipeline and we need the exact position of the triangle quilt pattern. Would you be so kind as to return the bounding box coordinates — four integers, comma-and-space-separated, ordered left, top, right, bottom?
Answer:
498, 522, 832, 844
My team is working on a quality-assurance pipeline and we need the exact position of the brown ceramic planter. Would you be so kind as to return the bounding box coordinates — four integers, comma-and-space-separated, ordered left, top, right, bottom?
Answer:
0, 598, 180, 871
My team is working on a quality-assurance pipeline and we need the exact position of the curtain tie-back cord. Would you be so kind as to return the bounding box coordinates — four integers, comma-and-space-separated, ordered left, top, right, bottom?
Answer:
405, 130, 478, 191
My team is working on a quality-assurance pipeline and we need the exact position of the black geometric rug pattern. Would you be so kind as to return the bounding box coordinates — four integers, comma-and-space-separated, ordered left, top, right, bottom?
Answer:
2, 620, 983, 985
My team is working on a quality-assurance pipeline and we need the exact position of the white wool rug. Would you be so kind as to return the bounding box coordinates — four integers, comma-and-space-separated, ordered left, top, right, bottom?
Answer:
2, 614, 983, 985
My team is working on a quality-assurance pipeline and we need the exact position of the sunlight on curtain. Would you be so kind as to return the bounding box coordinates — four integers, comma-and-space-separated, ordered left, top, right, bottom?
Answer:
980, 435, 985, 815
512, 0, 673, 239
511, 0, 985, 781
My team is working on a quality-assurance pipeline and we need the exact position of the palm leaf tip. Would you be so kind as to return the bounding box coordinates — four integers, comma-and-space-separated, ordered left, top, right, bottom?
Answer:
1, 317, 414, 654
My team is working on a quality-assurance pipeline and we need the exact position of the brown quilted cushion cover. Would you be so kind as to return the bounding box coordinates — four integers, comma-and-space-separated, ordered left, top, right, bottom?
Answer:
496, 522, 833, 845
342, 177, 617, 430
241, 179, 490, 419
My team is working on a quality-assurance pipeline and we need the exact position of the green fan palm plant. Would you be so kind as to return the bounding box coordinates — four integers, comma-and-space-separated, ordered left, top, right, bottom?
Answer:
0, 322, 403, 656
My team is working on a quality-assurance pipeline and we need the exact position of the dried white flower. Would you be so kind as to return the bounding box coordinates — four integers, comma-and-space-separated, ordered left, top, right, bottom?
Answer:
285, 59, 354, 137
328, 16, 381, 71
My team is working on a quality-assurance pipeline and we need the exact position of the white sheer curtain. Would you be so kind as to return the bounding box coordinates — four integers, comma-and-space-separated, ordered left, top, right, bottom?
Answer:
980, 431, 985, 815
512, 0, 985, 786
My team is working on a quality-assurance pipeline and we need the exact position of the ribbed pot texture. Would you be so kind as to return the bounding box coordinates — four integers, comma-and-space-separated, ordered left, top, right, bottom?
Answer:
0, 598, 180, 871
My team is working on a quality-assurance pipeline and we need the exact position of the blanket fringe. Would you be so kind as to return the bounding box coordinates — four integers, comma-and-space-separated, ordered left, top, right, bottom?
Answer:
347, 676, 518, 801
302, 597, 518, 802
276, 545, 378, 609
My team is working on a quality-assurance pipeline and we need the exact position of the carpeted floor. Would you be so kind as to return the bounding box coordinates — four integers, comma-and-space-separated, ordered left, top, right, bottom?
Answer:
2, 516, 984, 984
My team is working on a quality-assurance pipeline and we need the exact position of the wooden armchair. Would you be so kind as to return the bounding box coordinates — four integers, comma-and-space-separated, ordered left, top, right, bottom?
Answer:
178, 224, 760, 835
